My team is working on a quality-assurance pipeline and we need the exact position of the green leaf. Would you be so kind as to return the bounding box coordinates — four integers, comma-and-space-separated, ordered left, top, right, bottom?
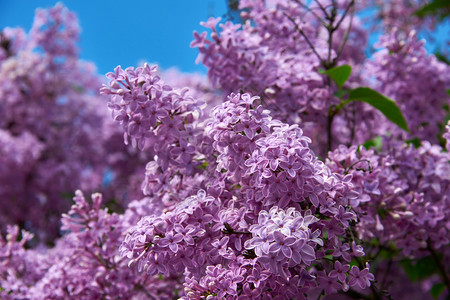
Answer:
71, 84, 85, 93
377, 208, 388, 220
196, 161, 210, 170
349, 259, 359, 268
430, 283, 446, 299
435, 50, 450, 65
348, 87, 409, 132
414, 0, 450, 19
400, 256, 439, 282
406, 137, 421, 148
378, 243, 400, 259
399, 259, 419, 281
361, 136, 382, 151
321, 65, 352, 89
60, 191, 74, 200
414, 256, 439, 279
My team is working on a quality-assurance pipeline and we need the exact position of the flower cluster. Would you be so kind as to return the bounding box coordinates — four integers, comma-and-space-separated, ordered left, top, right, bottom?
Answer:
328, 138, 450, 255
101, 64, 205, 152
1, 190, 180, 299
363, 0, 438, 33
192, 0, 372, 154
326, 137, 450, 297
0, 4, 151, 242
364, 30, 450, 144
100, 63, 214, 213
245, 207, 322, 271
116, 92, 372, 298
0, 225, 43, 300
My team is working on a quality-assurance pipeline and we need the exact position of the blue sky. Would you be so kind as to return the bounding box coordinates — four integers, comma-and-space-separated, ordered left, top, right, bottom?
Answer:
0, 1, 448, 76
0, 1, 227, 75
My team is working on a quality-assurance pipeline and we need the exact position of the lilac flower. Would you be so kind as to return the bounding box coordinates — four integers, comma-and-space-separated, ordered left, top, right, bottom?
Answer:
159, 231, 183, 253
444, 121, 450, 152
199, 17, 221, 30
318, 271, 342, 294
246, 264, 269, 288
234, 118, 259, 139
295, 241, 317, 266
8, 1, 443, 297
348, 265, 375, 290
332, 238, 352, 262
329, 261, 350, 283
173, 224, 196, 245
158, 116, 182, 138
146, 101, 168, 126
145, 253, 169, 276
173, 246, 194, 268
280, 156, 303, 178
269, 230, 297, 258
265, 147, 282, 171
257, 252, 282, 273
211, 236, 230, 256
244, 228, 271, 256
324, 218, 345, 239
170, 138, 196, 163
190, 31, 208, 48
334, 205, 356, 226
269, 171, 289, 193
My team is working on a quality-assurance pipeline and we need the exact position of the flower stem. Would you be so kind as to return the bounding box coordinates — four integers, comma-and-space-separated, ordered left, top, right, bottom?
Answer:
427, 240, 450, 291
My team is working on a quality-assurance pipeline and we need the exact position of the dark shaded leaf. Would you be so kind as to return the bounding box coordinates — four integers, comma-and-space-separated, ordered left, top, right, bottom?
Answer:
400, 256, 439, 282
430, 283, 446, 299
406, 137, 421, 148
415, 0, 450, 19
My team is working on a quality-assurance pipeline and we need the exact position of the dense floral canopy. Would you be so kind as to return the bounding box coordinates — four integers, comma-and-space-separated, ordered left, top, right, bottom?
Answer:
1, 1, 449, 299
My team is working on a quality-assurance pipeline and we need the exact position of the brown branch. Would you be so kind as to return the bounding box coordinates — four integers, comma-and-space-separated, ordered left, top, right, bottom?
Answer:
339, 288, 371, 299
312, 0, 330, 19
291, 0, 327, 26
334, 2, 355, 63
334, 0, 355, 31
283, 13, 323, 64
427, 240, 450, 291
222, 222, 251, 235
327, 106, 336, 152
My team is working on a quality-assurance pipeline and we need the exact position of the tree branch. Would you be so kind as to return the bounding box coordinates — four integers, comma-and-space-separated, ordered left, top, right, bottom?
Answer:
427, 240, 450, 291
334, 1, 355, 63
283, 13, 323, 64
313, 0, 330, 19
291, 0, 327, 26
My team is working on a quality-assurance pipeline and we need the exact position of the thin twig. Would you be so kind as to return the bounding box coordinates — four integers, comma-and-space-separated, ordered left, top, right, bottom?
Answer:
427, 240, 450, 291
291, 0, 327, 26
327, 107, 335, 152
324, 1, 338, 68
370, 284, 383, 300
335, 2, 355, 63
339, 289, 371, 299
349, 102, 356, 145
344, 159, 373, 174
334, 0, 355, 31
222, 222, 252, 235
312, 0, 330, 19
381, 259, 393, 291
283, 13, 323, 63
